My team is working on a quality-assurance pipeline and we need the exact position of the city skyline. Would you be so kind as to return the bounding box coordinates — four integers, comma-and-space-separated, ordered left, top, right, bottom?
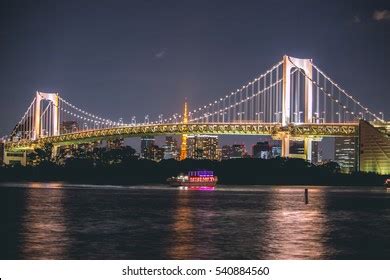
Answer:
58, 133, 325, 165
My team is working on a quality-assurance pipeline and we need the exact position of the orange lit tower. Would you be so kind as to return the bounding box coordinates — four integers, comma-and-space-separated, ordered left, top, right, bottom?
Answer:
180, 100, 188, 160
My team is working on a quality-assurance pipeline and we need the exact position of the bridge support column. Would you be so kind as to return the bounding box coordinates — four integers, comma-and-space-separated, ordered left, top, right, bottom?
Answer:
33, 92, 41, 140
51, 145, 59, 160
304, 138, 312, 162
281, 134, 312, 161
281, 134, 290, 157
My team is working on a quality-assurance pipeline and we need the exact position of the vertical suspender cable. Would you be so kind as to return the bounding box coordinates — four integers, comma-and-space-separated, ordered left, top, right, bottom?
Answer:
316, 70, 319, 123
297, 71, 300, 122
228, 95, 231, 122
293, 72, 296, 122
276, 66, 279, 122
263, 74, 266, 122
270, 71, 273, 122
339, 88, 342, 122
257, 76, 260, 122
251, 82, 254, 122
239, 88, 242, 122
234, 91, 236, 122
245, 85, 248, 122
331, 84, 334, 123
323, 75, 327, 122
47, 104, 49, 135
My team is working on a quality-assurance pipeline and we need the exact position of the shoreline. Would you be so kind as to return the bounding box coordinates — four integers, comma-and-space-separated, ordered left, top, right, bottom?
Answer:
0, 180, 387, 188
1, 158, 387, 187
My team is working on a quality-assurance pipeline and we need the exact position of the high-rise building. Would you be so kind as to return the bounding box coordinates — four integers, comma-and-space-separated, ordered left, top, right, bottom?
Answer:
253, 141, 271, 159
60, 121, 79, 134
140, 136, 155, 159
216, 147, 222, 161
334, 137, 358, 173
290, 141, 305, 158
150, 145, 164, 161
107, 138, 124, 150
230, 144, 246, 159
77, 141, 102, 154
186, 135, 218, 160
266, 140, 282, 158
163, 136, 179, 160
311, 141, 322, 164
0, 141, 4, 165
221, 145, 232, 160
271, 146, 282, 158
359, 120, 390, 175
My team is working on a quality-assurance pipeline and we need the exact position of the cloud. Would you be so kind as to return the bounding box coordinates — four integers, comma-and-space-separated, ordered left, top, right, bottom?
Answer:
353, 15, 361, 23
373, 10, 390, 21
155, 49, 166, 59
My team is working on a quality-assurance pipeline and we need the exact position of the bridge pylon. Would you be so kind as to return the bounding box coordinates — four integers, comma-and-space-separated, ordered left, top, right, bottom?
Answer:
281, 56, 313, 159
33, 91, 60, 140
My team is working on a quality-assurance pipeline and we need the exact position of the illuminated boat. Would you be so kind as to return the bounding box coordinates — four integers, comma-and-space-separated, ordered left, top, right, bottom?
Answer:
385, 179, 390, 188
167, 170, 218, 187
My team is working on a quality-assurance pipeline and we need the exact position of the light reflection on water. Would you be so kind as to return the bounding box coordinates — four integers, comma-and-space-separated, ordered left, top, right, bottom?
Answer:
168, 191, 195, 259
21, 183, 70, 259
0, 183, 390, 259
261, 189, 329, 259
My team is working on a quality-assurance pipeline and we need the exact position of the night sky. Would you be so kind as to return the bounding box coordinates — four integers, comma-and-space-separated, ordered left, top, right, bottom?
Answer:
0, 0, 389, 155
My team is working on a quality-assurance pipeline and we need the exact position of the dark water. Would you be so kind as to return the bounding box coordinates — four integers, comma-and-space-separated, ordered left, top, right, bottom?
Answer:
1, 183, 390, 260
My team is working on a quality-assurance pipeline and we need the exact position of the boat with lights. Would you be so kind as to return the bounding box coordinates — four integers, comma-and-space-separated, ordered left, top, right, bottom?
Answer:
167, 170, 218, 187
385, 179, 390, 189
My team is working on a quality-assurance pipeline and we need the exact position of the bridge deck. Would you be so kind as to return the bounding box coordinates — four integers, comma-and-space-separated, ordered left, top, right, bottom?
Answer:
5, 122, 360, 151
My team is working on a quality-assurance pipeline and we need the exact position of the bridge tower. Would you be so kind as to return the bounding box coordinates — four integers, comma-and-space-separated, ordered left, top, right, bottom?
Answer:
281, 55, 313, 160
33, 91, 60, 140
179, 100, 188, 160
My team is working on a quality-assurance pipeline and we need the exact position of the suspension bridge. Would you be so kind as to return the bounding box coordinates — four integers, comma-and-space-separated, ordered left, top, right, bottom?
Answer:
2, 55, 389, 172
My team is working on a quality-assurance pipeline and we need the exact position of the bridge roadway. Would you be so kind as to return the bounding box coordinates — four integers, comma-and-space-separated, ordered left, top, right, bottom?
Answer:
6, 122, 360, 152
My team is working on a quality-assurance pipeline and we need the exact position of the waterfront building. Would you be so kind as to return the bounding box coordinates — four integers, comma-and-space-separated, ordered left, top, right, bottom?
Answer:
107, 138, 124, 150
334, 137, 358, 173
0, 141, 4, 165
140, 136, 164, 161
56, 145, 76, 164
186, 135, 219, 160
271, 146, 282, 158
163, 136, 179, 160
149, 144, 164, 161
78, 141, 101, 152
253, 141, 271, 159
216, 147, 222, 161
140, 135, 155, 159
311, 141, 322, 164
230, 144, 246, 159
289, 141, 305, 159
221, 145, 232, 160
359, 120, 390, 175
